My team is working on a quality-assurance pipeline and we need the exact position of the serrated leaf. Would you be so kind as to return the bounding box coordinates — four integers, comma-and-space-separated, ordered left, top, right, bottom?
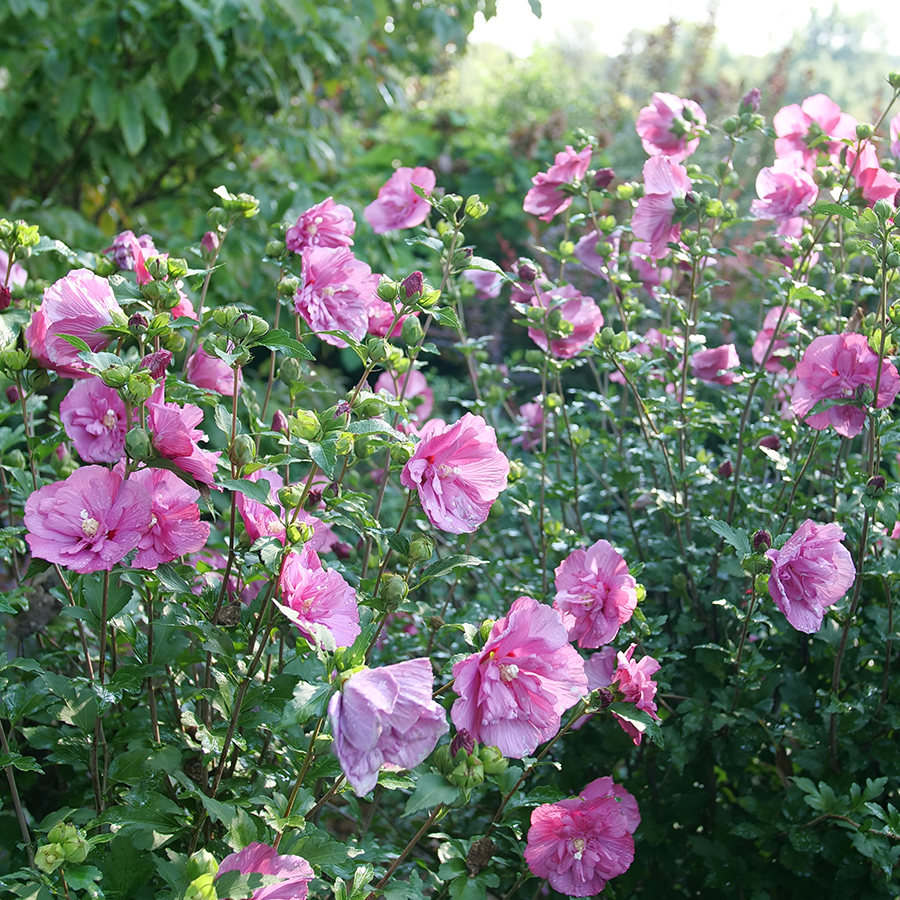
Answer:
279, 681, 333, 730
417, 555, 485, 585
154, 563, 194, 596
810, 202, 856, 221
708, 518, 751, 557
608, 702, 664, 747
219, 478, 276, 506
403, 772, 460, 817
432, 306, 461, 329
256, 328, 314, 360
0, 752, 44, 773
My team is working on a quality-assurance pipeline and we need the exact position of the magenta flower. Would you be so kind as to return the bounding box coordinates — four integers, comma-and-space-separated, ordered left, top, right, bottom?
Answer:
401, 413, 509, 534
791, 333, 900, 438
691, 344, 741, 386
573, 230, 619, 279
553, 540, 637, 649
24, 466, 152, 574
451, 596, 588, 758
104, 230, 157, 270
25, 270, 124, 375
525, 791, 635, 896
275, 546, 360, 647
632, 156, 692, 259
766, 520, 856, 633
286, 197, 356, 253
773, 93, 857, 167
294, 247, 380, 347
365, 166, 436, 234
847, 143, 900, 207
583, 646, 618, 691
374, 368, 434, 422
527, 284, 604, 359
59, 377, 128, 463
891, 114, 900, 159
523, 145, 592, 223
366, 296, 412, 338
128, 468, 210, 570
635, 92, 707, 161
217, 842, 313, 900
186, 348, 241, 396
328, 657, 448, 796
581, 776, 641, 834
0, 249, 27, 290
170, 289, 198, 321
752, 306, 800, 373
610, 644, 661, 746
750, 159, 818, 222
512, 400, 543, 452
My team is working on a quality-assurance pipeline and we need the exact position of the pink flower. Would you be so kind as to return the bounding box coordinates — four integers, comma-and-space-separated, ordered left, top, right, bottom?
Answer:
294, 247, 380, 347
217, 842, 313, 900
328, 657, 448, 795
104, 230, 157, 270
275, 546, 360, 647
773, 93, 857, 168
632, 157, 692, 259
691, 344, 741, 386
584, 646, 618, 691
24, 466, 152, 574
512, 401, 543, 452
525, 790, 635, 896
170, 289, 197, 320
25, 270, 124, 375
451, 596, 588, 758
765, 520, 856, 633
847, 143, 899, 207
286, 197, 356, 252
146, 385, 221, 485
574, 230, 619, 279
635, 92, 707, 161
0, 249, 27, 289
610, 644, 661, 745
129, 468, 210, 569
463, 269, 503, 299
752, 306, 800, 373
365, 167, 436, 234
580, 777, 641, 834
553, 540, 637, 648
186, 349, 241, 396
750, 159, 818, 221
891, 113, 900, 160
527, 284, 604, 359
401, 413, 509, 534
366, 296, 412, 338
523, 145, 592, 222
374, 368, 434, 422
791, 333, 900, 438
59, 377, 127, 463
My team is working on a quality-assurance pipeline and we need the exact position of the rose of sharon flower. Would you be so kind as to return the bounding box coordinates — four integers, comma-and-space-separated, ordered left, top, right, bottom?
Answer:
611, 644, 661, 745
294, 247, 380, 347
525, 784, 635, 897
275, 546, 360, 648
217, 842, 313, 900
512, 401, 543, 452
581, 777, 641, 834
104, 230, 157, 270
891, 113, 900, 160
527, 284, 604, 360
765, 520, 855, 633
750, 159, 818, 222
553, 540, 637, 649
462, 269, 503, 299
59, 377, 128, 463
773, 93, 857, 168
186, 348, 241, 396
451, 596, 588, 758
25, 269, 125, 375
752, 306, 800, 374
365, 166, 436, 234
635, 92, 707, 161
632, 156, 692, 259
374, 368, 434, 422
573, 229, 619, 279
791, 333, 900, 438
847, 143, 900, 207
691, 344, 741, 386
0, 249, 27, 290
328, 657, 448, 796
401, 413, 509, 534
24, 466, 152, 574
286, 197, 356, 253
523, 145, 592, 223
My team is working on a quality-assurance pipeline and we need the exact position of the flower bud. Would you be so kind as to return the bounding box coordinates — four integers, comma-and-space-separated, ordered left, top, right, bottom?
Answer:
5, 385, 18, 404
402, 270, 424, 299
380, 573, 409, 608
0, 285, 11, 311
593, 167, 616, 189
231, 312, 252, 339
278, 485, 305, 508
752, 529, 772, 551
184, 873, 218, 900
28, 369, 51, 390
449, 755, 484, 790
758, 434, 781, 451
229, 434, 255, 468
291, 409, 321, 441
272, 409, 289, 435
478, 744, 508, 775
717, 460, 733, 479
856, 123, 875, 141
391, 442, 414, 464
376, 278, 400, 302
450, 729, 475, 759
333, 432, 354, 456
357, 396, 386, 418
249, 315, 270, 341
600, 326, 615, 346
611, 331, 631, 353
517, 263, 537, 284
400, 314, 424, 346
7, 448, 26, 470
442, 194, 463, 215
867, 474, 887, 497
201, 231, 220, 259
286, 521, 315, 545
162, 331, 186, 353
1, 349, 29, 372
367, 338, 390, 363
596, 688, 614, 710
186, 849, 220, 881
465, 195, 489, 219
887, 252, 900, 269
100, 365, 130, 389
856, 383, 876, 406
264, 240, 286, 259
874, 198, 894, 222
128, 312, 149, 336
167, 257, 188, 278
277, 275, 300, 297
207, 207, 230, 229
126, 373, 156, 404
126, 427, 153, 460
408, 534, 435, 563
740, 87, 761, 113
279, 357, 303, 386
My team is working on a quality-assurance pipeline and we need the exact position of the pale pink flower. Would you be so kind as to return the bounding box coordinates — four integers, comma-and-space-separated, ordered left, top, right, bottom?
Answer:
451, 596, 588, 758
286, 197, 356, 252
766, 519, 856, 633
635, 92, 706, 161
294, 247, 380, 347
752, 306, 800, 373
891, 113, 900, 159
632, 157, 692, 259
25, 270, 124, 375
610, 644, 661, 745
129, 468, 210, 569
523, 145, 592, 222
574, 230, 619, 279
463, 269, 503, 299
24, 466, 152, 574
512, 401, 543, 452
691, 344, 741, 386
629, 241, 673, 297
217, 842, 313, 900
791, 333, 900, 438
750, 159, 818, 221
773, 93, 857, 168
59, 377, 127, 463
525, 791, 634, 896
0, 249, 27, 289
365, 166, 436, 234
146, 385, 220, 484
553, 540, 637, 649
401, 413, 509, 534
328, 657, 448, 795
104, 230, 157, 270
847, 143, 900, 207
186, 348, 241, 396
527, 284, 604, 360
374, 368, 434, 422
583, 646, 618, 691
276, 546, 360, 647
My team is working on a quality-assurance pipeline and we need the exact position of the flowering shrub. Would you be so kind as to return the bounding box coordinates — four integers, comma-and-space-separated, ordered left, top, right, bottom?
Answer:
3, 74, 900, 900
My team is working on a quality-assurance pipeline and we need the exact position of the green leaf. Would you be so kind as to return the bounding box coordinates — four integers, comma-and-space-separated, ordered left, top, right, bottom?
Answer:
119, 89, 146, 155
137, 77, 171, 137
279, 681, 333, 730
168, 30, 199, 91
108, 746, 181, 784
608, 702, 664, 747
707, 518, 751, 557
810, 202, 856, 221
256, 328, 314, 360
308, 438, 338, 479
431, 306, 461, 330
219, 478, 276, 506
22, 557, 51, 580
527, 0, 542, 17
154, 563, 194, 596
417, 555, 485, 585
0, 752, 44, 773
403, 771, 460, 817
88, 77, 118, 129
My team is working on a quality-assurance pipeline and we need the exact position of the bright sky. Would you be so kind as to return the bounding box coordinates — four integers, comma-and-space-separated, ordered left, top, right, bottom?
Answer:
469, 0, 900, 57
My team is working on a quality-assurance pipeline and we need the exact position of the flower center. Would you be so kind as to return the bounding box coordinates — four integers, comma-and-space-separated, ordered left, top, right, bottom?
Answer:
102, 409, 118, 430
80, 509, 100, 538
499, 663, 519, 683
572, 838, 585, 860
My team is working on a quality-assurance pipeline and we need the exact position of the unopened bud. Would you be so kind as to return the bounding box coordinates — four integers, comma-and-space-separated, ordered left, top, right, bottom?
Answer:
0, 286, 10, 311
279, 357, 303, 386
874, 198, 894, 222
752, 529, 772, 551
277, 275, 300, 297
740, 87, 761, 113
758, 434, 781, 451
272, 409, 289, 435
465, 195, 489, 219
402, 270, 424, 299
376, 278, 400, 302
125, 427, 152, 460
100, 365, 130, 389
167, 258, 188, 278
333, 432, 354, 456
5, 385, 18, 404
593, 167, 616, 189
186, 849, 220, 881
285, 521, 315, 545
596, 688, 614, 710
478, 744, 508, 775
408, 534, 435, 563
391, 442, 414, 464
367, 338, 390, 362
201, 231, 219, 259
857, 383, 876, 406
717, 460, 733, 479
291, 409, 320, 441
278, 485, 304, 508
450, 729, 475, 759
517, 263, 537, 284
400, 314, 424, 346
867, 474, 887, 497
856, 123, 875, 141
229, 434, 255, 468
231, 312, 252, 339
128, 312, 149, 336
380, 574, 409, 608
264, 240, 286, 259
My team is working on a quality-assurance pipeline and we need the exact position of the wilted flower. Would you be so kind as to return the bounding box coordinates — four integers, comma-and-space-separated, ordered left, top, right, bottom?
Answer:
766, 519, 855, 633
328, 657, 448, 795
451, 596, 588, 758
523, 145, 592, 222
635, 92, 707, 161
364, 167, 436, 234
59, 377, 128, 463
217, 842, 313, 900
286, 197, 356, 252
140, 350, 174, 380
